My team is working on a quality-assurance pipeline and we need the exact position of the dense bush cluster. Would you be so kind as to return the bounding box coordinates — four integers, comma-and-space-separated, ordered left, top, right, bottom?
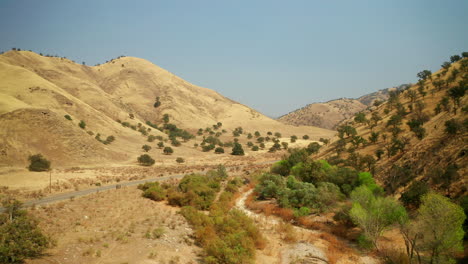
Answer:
256, 149, 382, 213
28, 154, 51, 172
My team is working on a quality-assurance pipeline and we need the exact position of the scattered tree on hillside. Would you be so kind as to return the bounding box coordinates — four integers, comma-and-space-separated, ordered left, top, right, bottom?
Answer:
28, 154, 51, 172
417, 70, 432, 81
142, 144, 151, 152
137, 154, 155, 166
405, 89, 417, 104
450, 55, 461, 63
447, 86, 466, 114
369, 132, 380, 144
64, 114, 72, 120
214, 147, 224, 154
337, 125, 357, 139
162, 114, 169, 124
444, 119, 462, 135
354, 112, 367, 124
441, 61, 451, 70
319, 138, 330, 145
78, 120, 86, 129
153, 97, 161, 108
163, 146, 174, 155
231, 143, 244, 156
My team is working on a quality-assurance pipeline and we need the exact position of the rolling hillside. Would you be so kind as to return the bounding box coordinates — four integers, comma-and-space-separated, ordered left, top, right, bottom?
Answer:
278, 84, 410, 129
0, 50, 334, 167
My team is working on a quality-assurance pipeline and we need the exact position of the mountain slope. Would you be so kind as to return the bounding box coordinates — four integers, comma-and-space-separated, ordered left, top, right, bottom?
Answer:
0, 50, 334, 167
278, 85, 410, 129
316, 57, 467, 199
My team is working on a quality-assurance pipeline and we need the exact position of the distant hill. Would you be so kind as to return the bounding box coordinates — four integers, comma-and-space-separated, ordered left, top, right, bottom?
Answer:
0, 50, 334, 167
316, 56, 467, 199
278, 84, 411, 129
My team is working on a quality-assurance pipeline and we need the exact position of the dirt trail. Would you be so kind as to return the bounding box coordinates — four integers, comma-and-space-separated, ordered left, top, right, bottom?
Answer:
236, 189, 329, 264
235, 189, 380, 264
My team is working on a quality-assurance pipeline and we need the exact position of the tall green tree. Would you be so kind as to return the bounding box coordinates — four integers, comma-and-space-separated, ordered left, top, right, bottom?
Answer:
0, 198, 50, 263
414, 193, 465, 264
349, 186, 407, 250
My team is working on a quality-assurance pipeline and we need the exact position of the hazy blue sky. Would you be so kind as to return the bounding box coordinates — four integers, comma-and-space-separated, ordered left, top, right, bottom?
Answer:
1, 0, 467, 117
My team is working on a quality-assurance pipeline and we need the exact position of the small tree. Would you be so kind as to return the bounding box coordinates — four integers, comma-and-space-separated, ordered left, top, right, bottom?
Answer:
28, 154, 51, 172
64, 114, 72, 120
306, 142, 321, 154
162, 114, 169, 124
176, 157, 185, 163
163, 147, 174, 155
231, 143, 244, 156
153, 97, 161, 108
137, 154, 155, 166
142, 144, 152, 152
444, 119, 461, 135
354, 112, 367, 124
450, 55, 461, 63
214, 147, 224, 154
290, 135, 298, 143
157, 141, 164, 149
78, 120, 86, 129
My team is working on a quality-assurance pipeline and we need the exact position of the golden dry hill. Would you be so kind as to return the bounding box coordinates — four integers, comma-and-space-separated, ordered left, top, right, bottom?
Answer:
278, 85, 410, 129
0, 50, 334, 168
316, 56, 467, 199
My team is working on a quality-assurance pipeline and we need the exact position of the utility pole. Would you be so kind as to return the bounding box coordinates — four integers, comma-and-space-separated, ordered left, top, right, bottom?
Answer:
49, 170, 52, 193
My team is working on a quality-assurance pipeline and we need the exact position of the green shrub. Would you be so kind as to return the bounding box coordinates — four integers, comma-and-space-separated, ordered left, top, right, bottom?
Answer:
214, 147, 224, 154
64, 114, 72, 120
141, 182, 166, 201
270, 160, 290, 176
28, 154, 51, 172
103, 135, 115, 144
79, 120, 86, 129
137, 154, 155, 166
142, 144, 152, 152
176, 157, 185, 163
163, 147, 173, 155
231, 143, 244, 156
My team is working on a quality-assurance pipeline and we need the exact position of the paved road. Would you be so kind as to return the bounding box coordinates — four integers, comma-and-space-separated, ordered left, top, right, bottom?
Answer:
1, 159, 279, 212
0, 174, 184, 213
